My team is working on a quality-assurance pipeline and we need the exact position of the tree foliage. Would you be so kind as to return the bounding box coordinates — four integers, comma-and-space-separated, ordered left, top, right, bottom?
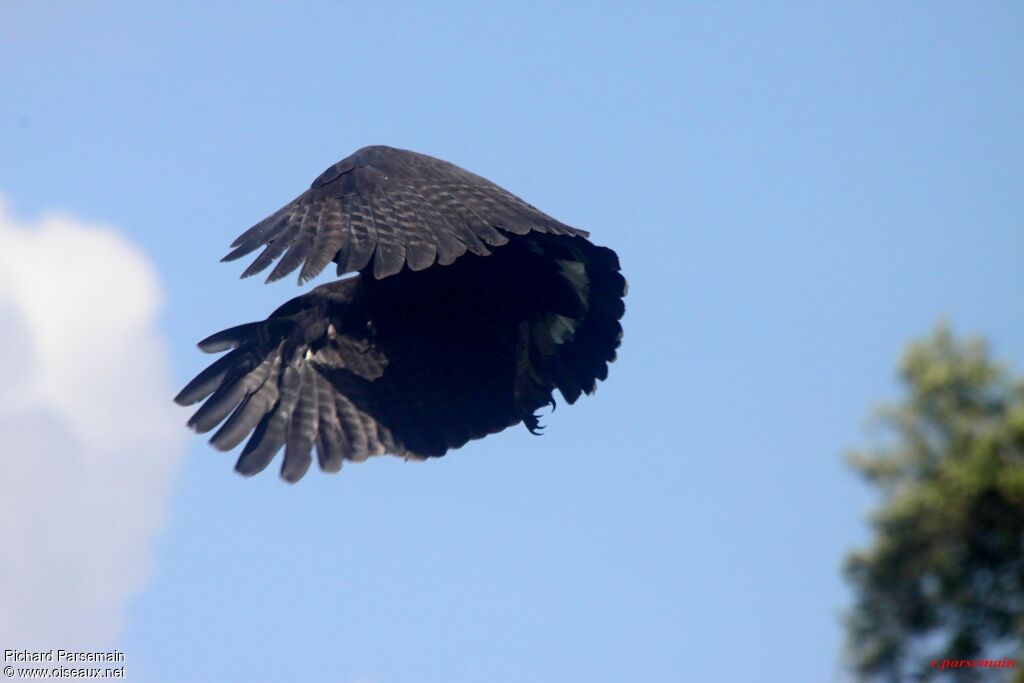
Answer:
845, 325, 1024, 682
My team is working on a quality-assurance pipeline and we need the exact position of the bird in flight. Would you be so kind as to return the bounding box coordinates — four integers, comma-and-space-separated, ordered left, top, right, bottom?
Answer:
175, 146, 626, 482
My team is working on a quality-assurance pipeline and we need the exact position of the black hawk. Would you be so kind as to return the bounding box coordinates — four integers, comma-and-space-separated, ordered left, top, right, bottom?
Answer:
175, 146, 626, 482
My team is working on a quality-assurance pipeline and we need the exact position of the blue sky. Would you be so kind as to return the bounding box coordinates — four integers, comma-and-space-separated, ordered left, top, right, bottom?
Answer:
1, 3, 1022, 682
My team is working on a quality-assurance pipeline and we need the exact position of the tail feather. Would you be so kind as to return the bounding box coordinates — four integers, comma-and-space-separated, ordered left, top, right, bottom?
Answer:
532, 237, 626, 408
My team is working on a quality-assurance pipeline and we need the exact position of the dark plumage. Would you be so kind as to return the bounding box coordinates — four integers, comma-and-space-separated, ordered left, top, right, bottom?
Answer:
176, 146, 626, 481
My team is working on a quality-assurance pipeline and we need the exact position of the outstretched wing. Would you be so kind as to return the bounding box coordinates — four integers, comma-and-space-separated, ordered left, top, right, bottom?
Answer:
173, 279, 388, 482
173, 277, 532, 482
221, 145, 588, 284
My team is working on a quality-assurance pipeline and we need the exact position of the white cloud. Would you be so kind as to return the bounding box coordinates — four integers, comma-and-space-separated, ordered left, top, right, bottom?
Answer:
0, 196, 184, 648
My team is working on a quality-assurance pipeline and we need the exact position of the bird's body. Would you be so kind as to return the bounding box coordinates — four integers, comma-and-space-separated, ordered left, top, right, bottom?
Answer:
176, 146, 625, 481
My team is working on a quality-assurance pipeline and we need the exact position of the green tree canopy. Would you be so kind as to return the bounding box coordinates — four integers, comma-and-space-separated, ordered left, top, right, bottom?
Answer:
845, 325, 1024, 682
